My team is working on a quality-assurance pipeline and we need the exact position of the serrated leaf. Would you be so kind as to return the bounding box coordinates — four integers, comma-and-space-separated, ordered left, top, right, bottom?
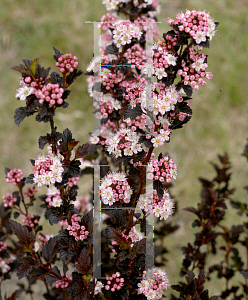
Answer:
105, 43, 119, 55
50, 71, 63, 85
38, 135, 49, 150
81, 209, 93, 234
5, 167, 10, 175
25, 174, 34, 184
17, 256, 40, 279
75, 248, 92, 274
66, 69, 83, 86
107, 227, 132, 250
42, 236, 59, 262
68, 160, 81, 177
68, 140, 79, 152
183, 85, 193, 98
14, 107, 27, 127
75, 143, 90, 159
62, 128, 73, 145
53, 46, 63, 61
124, 104, 143, 120
45, 275, 58, 283
30, 58, 39, 76
13, 212, 20, 219
9, 219, 35, 247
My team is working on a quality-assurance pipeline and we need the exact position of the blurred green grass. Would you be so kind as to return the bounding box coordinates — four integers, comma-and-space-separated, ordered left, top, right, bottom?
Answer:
1, 0, 248, 298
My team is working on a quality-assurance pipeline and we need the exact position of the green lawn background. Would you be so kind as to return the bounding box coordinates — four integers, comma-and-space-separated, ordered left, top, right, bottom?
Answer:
0, 0, 248, 298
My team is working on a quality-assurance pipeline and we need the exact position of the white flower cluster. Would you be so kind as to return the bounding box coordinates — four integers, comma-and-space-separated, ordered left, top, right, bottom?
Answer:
15, 85, 34, 101
138, 267, 170, 299
153, 84, 182, 116
112, 20, 142, 48
101, 93, 122, 111
129, 226, 145, 247
102, 0, 131, 11
137, 189, 174, 221
33, 152, 64, 187
105, 128, 143, 158
100, 172, 133, 206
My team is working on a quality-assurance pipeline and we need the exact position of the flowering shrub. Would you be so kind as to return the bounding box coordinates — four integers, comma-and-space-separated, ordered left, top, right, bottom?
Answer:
0, 0, 228, 299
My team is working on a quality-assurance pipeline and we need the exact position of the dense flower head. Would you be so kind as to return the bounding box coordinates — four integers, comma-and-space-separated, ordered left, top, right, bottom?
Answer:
55, 53, 78, 73
45, 186, 62, 207
0, 242, 7, 253
138, 267, 170, 299
100, 171, 133, 206
137, 189, 174, 221
6, 169, 24, 185
35, 83, 64, 107
55, 273, 72, 289
99, 12, 118, 30
133, 16, 160, 40
104, 272, 124, 292
22, 214, 39, 228
66, 214, 89, 241
167, 9, 217, 44
67, 176, 80, 187
148, 155, 177, 183
74, 195, 92, 212
152, 84, 183, 116
33, 152, 64, 187
112, 19, 143, 48
2, 193, 17, 208
24, 187, 38, 198
105, 128, 143, 158
97, 92, 122, 119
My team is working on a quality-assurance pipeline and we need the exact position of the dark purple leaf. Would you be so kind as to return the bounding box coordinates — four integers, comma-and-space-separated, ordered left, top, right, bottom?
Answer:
17, 256, 40, 279
42, 236, 59, 262
9, 219, 35, 247
75, 248, 92, 274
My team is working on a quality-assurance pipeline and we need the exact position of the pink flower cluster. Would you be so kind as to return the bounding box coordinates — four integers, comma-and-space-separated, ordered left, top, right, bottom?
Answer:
105, 272, 124, 292
153, 84, 183, 116
167, 10, 216, 44
33, 152, 63, 187
22, 214, 39, 228
148, 155, 177, 183
24, 187, 38, 198
45, 187, 62, 207
137, 267, 170, 299
67, 176, 80, 187
177, 48, 212, 90
99, 12, 118, 31
134, 16, 160, 41
2, 193, 17, 208
55, 273, 72, 289
128, 226, 145, 247
124, 114, 147, 131
55, 53, 78, 73
137, 189, 174, 221
123, 44, 147, 70
74, 195, 92, 212
6, 169, 23, 185
0, 242, 7, 253
66, 214, 89, 241
112, 19, 142, 48
35, 83, 64, 107
96, 93, 121, 119
100, 172, 133, 206
152, 39, 178, 72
